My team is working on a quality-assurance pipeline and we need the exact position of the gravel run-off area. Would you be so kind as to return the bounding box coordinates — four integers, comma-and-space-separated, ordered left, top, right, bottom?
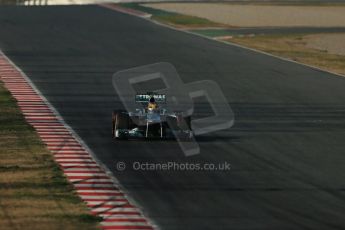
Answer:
304, 33, 345, 56
144, 3, 345, 27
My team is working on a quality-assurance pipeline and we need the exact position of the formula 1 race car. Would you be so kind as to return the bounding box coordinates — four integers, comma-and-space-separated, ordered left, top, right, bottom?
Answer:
112, 93, 193, 140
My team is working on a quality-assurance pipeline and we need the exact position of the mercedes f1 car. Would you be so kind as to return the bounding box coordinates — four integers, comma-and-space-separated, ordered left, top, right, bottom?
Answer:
112, 93, 193, 140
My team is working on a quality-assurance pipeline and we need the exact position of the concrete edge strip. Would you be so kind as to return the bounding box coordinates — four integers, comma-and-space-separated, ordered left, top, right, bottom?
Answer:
98, 3, 345, 79
0, 51, 157, 230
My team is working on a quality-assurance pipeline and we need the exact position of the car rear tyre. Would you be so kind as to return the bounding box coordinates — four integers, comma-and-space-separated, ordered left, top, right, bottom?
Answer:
112, 110, 130, 139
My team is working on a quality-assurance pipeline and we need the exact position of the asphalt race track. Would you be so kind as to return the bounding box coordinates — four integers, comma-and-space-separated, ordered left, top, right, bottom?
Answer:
1, 5, 345, 230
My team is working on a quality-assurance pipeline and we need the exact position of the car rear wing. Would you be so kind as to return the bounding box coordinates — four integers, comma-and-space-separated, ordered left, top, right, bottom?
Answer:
135, 94, 166, 103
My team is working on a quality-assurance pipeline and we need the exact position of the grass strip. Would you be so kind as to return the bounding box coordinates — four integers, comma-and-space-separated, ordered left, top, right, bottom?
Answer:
226, 33, 345, 76
119, 3, 224, 28
0, 81, 101, 230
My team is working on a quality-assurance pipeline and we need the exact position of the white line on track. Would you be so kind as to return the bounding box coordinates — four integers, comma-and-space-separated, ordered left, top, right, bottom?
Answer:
1, 40, 155, 230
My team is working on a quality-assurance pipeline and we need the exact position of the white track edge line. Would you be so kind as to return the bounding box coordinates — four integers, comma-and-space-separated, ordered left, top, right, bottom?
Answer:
98, 4, 345, 80
0, 50, 157, 230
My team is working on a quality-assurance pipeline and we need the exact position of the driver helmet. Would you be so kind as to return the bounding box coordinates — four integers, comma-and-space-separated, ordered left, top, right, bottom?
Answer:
149, 96, 155, 103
